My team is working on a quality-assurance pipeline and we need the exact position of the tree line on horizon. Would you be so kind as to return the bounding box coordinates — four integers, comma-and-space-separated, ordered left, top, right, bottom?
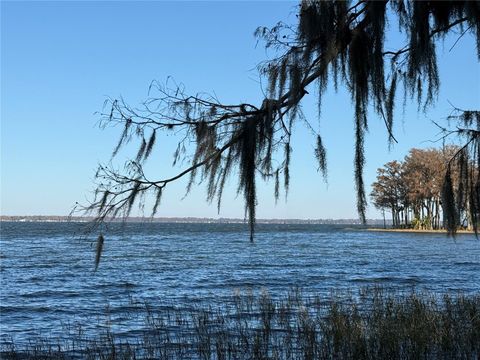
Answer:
371, 146, 478, 231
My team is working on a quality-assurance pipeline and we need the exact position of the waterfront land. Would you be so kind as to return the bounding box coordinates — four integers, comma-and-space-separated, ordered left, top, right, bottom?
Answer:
367, 228, 476, 234
0, 215, 386, 225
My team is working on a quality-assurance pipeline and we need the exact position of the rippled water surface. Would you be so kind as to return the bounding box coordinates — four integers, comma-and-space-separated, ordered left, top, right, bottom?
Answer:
1, 222, 479, 344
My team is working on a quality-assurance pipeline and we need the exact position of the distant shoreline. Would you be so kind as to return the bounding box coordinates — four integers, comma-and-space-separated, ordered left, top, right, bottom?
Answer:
367, 228, 476, 235
0, 215, 384, 225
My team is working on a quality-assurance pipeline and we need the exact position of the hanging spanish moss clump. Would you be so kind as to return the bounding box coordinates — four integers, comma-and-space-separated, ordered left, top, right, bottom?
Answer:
442, 109, 480, 235
442, 166, 457, 234
237, 117, 258, 242
94, 233, 104, 272
314, 135, 327, 181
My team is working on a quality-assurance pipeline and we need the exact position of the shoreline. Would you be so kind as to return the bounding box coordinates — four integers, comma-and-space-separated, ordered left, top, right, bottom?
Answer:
0, 215, 381, 225
367, 228, 476, 234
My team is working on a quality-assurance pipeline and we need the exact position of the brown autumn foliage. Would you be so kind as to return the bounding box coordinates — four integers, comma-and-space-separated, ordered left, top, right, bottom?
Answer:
371, 146, 477, 230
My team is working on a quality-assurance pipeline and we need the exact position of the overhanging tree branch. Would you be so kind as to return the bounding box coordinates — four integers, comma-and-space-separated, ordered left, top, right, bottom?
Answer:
81, 0, 480, 251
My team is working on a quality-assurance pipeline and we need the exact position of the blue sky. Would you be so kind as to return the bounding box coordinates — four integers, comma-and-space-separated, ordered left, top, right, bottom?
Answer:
2, 1, 479, 219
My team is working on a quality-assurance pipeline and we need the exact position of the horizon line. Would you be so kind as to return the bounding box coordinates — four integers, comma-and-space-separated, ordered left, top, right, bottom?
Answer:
0, 215, 388, 223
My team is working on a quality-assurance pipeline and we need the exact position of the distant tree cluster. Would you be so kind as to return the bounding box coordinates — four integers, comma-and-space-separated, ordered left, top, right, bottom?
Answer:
371, 147, 478, 231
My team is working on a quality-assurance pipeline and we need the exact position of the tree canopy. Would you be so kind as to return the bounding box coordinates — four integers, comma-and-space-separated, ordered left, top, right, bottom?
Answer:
83, 1, 480, 241
371, 146, 478, 231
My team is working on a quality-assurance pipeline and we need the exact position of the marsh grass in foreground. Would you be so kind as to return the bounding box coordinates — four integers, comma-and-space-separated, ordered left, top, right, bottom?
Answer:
2, 288, 479, 359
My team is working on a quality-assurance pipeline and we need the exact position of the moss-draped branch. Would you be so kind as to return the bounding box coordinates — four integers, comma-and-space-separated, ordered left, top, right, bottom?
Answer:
82, 0, 480, 240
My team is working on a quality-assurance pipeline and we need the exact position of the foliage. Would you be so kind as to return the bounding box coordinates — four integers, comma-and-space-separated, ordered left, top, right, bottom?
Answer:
371, 146, 478, 231
440, 107, 480, 234
81, 1, 480, 241
370, 160, 406, 228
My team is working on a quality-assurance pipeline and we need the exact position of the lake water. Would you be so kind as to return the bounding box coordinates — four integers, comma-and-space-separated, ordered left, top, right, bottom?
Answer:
1, 222, 479, 346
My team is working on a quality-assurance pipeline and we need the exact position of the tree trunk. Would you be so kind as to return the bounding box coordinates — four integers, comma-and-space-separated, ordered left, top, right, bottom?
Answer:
391, 205, 396, 228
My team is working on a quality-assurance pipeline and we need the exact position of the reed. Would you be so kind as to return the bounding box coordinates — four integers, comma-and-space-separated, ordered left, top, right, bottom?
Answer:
2, 287, 479, 359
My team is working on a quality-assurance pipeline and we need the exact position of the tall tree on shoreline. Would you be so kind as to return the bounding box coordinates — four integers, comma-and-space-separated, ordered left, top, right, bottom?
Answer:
371, 161, 406, 227
403, 148, 445, 229
82, 1, 480, 239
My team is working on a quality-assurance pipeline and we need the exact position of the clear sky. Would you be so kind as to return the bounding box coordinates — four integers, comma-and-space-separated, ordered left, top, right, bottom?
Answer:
2, 1, 479, 219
